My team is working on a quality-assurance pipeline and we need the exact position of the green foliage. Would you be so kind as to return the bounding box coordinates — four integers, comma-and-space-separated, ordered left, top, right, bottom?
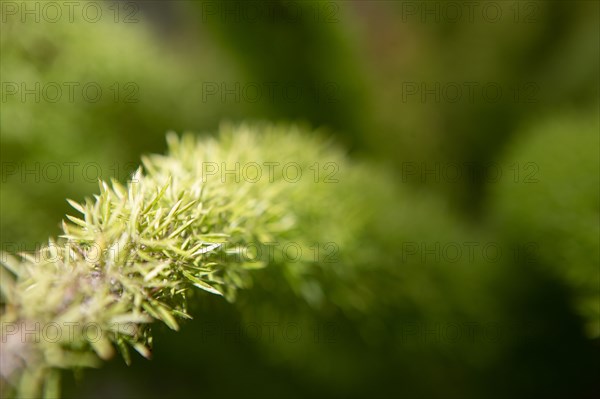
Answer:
487, 110, 600, 337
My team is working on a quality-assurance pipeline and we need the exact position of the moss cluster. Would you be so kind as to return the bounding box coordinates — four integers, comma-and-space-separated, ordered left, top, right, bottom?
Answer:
0, 123, 400, 397
488, 111, 600, 337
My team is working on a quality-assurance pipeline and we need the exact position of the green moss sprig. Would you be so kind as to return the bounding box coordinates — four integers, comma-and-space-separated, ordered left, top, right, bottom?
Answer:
0, 123, 353, 398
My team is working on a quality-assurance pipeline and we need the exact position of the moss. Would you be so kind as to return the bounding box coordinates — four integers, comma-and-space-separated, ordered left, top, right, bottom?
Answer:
487, 110, 600, 337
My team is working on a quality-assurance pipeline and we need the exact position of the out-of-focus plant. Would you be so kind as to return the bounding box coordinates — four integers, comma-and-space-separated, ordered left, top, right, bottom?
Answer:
233, 186, 505, 397
0, 1, 236, 247
362, 1, 599, 213
194, 0, 371, 149
487, 110, 600, 337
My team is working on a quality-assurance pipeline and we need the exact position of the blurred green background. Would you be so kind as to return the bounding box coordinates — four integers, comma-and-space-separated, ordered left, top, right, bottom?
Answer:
1, 1, 598, 398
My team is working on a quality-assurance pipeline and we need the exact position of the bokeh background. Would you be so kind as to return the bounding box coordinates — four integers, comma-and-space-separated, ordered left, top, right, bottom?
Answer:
1, 0, 599, 398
